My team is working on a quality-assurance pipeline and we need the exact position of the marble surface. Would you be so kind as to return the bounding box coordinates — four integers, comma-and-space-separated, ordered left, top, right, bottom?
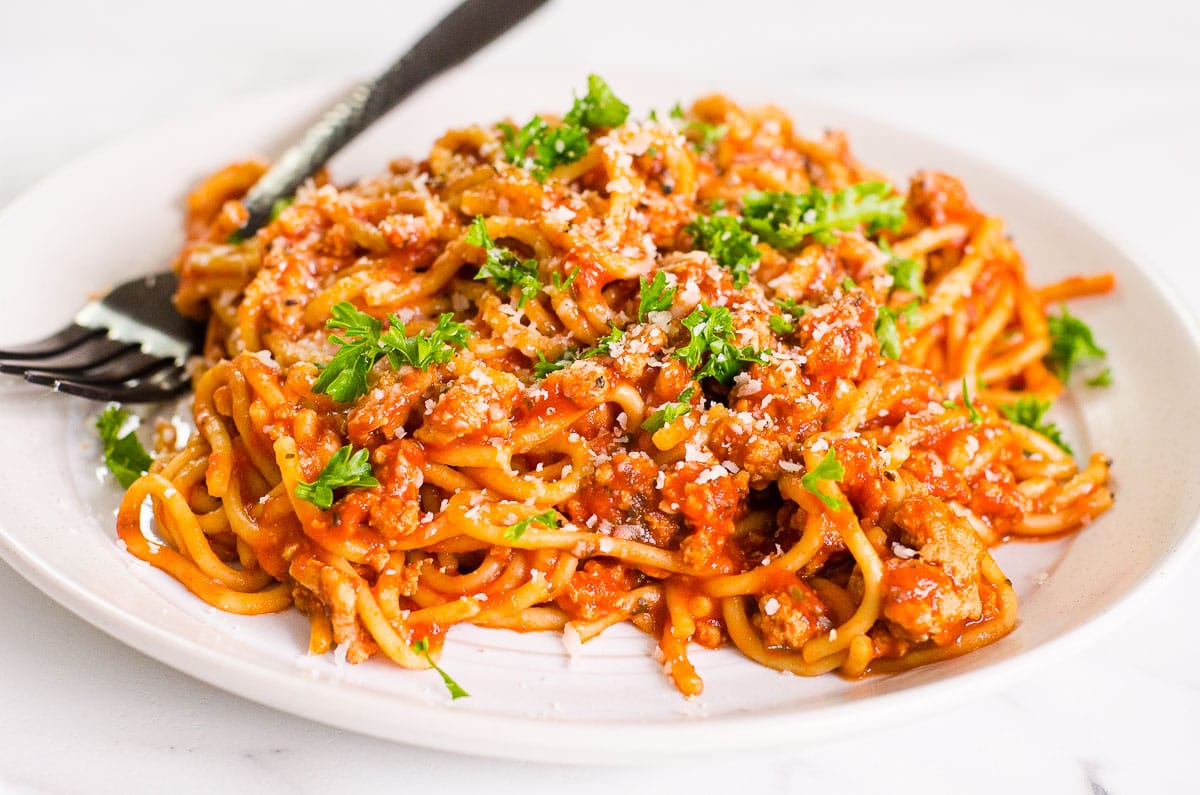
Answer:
2, 0, 1198, 792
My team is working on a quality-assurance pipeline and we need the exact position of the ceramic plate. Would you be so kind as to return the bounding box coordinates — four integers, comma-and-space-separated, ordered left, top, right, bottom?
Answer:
1, 68, 1198, 764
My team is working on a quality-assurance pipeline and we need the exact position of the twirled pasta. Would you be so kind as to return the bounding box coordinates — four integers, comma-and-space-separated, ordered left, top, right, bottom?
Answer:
116, 88, 1113, 697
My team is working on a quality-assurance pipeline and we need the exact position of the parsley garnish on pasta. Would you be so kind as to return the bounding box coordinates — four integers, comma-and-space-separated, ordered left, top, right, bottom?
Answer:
411, 638, 470, 700
294, 444, 379, 510
1001, 397, 1073, 455
801, 449, 848, 511
685, 214, 761, 288
741, 182, 905, 248
95, 406, 151, 488
676, 304, 769, 384
1046, 305, 1106, 382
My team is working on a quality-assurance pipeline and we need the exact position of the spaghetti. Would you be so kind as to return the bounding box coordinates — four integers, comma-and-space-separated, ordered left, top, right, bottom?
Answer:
117, 79, 1114, 696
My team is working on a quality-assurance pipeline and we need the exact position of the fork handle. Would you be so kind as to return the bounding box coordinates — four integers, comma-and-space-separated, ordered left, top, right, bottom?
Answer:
236, 0, 549, 236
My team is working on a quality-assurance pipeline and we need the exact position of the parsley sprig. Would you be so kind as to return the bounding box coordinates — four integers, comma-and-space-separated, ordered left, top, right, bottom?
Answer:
769, 298, 808, 334
1045, 305, 1106, 383
96, 405, 152, 488
499, 74, 629, 181
313, 302, 471, 403
740, 182, 905, 249
886, 255, 926, 298
641, 386, 696, 432
638, 271, 676, 321
1001, 396, 1073, 455
294, 444, 380, 510
504, 509, 560, 542
685, 214, 761, 288
800, 448, 848, 511
874, 301, 920, 360
676, 303, 769, 384
411, 637, 470, 700
466, 216, 542, 306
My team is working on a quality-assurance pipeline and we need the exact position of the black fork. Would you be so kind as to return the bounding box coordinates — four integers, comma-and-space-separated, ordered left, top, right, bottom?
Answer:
0, 0, 549, 403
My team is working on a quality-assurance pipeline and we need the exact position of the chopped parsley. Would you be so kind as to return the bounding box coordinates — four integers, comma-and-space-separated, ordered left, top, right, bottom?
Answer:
533, 350, 573, 378
1045, 305, 1106, 382
638, 271, 676, 321
466, 215, 542, 306
685, 214, 761, 289
498, 74, 628, 181
294, 444, 380, 510
676, 303, 769, 384
886, 255, 926, 298
411, 637, 470, 700
740, 182, 905, 249
1000, 396, 1073, 455
874, 300, 920, 360
563, 74, 630, 129
550, 266, 580, 291
313, 302, 471, 402
504, 509, 560, 542
800, 448, 848, 511
768, 313, 796, 334
312, 303, 384, 402
96, 405, 152, 488
1086, 367, 1113, 387
942, 377, 982, 424
380, 313, 471, 370
641, 386, 696, 432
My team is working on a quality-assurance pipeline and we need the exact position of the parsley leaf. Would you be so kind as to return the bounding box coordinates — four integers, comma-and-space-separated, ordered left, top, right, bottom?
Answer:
1001, 396, 1073, 455
1045, 305, 1106, 382
466, 216, 542, 306
533, 349, 575, 378
96, 405, 152, 488
312, 303, 384, 402
504, 509, 560, 542
875, 306, 903, 360
874, 299, 920, 360
582, 324, 625, 358
379, 313, 471, 370
886, 256, 926, 298
499, 75, 628, 181
800, 448, 848, 511
313, 303, 469, 402
943, 377, 983, 425
676, 303, 770, 384
411, 637, 470, 700
638, 272, 676, 321
1086, 367, 1113, 387
268, 196, 293, 223
641, 386, 696, 432
685, 215, 761, 289
741, 182, 905, 249
768, 313, 795, 334
563, 74, 630, 129
294, 444, 380, 510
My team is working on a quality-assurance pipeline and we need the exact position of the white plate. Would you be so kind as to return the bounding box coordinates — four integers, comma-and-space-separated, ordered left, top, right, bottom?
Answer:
2, 68, 1199, 764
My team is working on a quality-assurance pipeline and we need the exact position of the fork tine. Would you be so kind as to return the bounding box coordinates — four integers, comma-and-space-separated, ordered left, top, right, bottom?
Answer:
43, 365, 192, 404
0, 323, 102, 360
0, 336, 137, 375
23, 349, 174, 387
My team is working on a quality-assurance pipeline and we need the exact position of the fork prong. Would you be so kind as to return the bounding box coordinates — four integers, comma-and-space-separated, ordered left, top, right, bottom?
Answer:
0, 323, 102, 360
39, 366, 192, 404
0, 336, 137, 375
23, 349, 174, 387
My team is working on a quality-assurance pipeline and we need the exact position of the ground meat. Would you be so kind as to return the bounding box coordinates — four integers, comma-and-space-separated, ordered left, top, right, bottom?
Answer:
905, 171, 981, 229
556, 559, 638, 621
418, 365, 523, 442
337, 439, 424, 543
756, 580, 831, 649
880, 492, 986, 644
566, 451, 681, 547
345, 366, 438, 446
797, 291, 878, 383
661, 461, 749, 570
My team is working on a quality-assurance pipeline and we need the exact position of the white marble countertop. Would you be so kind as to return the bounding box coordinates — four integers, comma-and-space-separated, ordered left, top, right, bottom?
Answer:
2, 1, 1198, 792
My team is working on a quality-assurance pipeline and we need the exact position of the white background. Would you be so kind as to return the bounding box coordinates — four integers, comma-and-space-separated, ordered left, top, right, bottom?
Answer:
2, 1, 1198, 792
